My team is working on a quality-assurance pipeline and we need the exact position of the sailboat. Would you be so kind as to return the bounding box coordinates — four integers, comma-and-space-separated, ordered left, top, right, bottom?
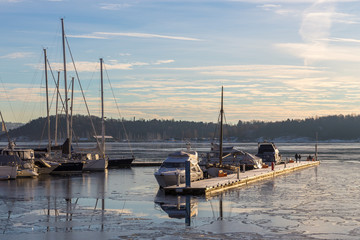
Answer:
50, 19, 108, 172
202, 86, 263, 171
82, 58, 108, 171
43, 19, 85, 174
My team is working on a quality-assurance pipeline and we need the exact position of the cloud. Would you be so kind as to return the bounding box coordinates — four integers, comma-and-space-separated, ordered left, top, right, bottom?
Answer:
0, 52, 34, 59
327, 37, 360, 44
50, 61, 148, 72
29, 59, 177, 72
258, 3, 296, 15
154, 60, 174, 65
93, 32, 202, 41
68, 32, 202, 41
67, 34, 107, 39
277, 42, 360, 62
156, 64, 326, 79
275, 1, 360, 64
99, 3, 131, 10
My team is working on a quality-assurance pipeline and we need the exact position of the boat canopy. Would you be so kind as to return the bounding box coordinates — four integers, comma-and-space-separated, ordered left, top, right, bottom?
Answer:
165, 151, 198, 163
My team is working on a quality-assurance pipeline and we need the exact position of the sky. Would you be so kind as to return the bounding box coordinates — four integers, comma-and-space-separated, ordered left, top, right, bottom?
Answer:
1, 0, 360, 124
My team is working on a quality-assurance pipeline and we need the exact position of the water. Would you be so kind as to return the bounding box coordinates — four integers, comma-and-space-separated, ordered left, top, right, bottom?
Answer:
0, 142, 359, 239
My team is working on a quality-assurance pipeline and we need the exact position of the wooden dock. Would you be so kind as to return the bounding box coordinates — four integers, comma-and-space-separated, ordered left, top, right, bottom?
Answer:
163, 161, 320, 196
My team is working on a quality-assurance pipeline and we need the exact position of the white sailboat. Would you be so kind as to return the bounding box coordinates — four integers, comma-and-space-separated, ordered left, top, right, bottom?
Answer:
82, 58, 108, 171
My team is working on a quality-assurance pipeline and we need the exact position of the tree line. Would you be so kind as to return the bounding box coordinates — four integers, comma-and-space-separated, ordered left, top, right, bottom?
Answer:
1, 114, 360, 142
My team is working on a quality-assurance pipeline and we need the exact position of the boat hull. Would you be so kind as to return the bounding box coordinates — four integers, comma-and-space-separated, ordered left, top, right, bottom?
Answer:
17, 168, 39, 178
0, 165, 17, 180
155, 172, 184, 188
83, 158, 108, 171
51, 162, 84, 174
154, 170, 203, 188
108, 157, 134, 168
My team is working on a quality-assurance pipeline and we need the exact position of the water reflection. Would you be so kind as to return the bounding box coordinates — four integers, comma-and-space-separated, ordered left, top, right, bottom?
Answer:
154, 190, 198, 226
0, 172, 108, 234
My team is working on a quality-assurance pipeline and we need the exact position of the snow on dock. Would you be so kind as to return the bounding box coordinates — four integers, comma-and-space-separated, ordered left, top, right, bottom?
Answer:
164, 161, 320, 196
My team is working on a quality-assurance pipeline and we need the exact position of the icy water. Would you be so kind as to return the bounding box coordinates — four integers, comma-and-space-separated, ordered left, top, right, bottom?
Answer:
1, 142, 360, 239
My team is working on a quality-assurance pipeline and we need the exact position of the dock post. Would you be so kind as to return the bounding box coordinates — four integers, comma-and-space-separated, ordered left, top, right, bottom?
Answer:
237, 167, 240, 179
176, 171, 180, 186
185, 160, 191, 187
185, 195, 191, 226
284, 158, 287, 168
242, 164, 245, 173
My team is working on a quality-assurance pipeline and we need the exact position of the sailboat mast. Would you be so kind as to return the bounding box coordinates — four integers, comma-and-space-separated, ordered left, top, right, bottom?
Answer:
61, 18, 70, 158
219, 86, 224, 165
44, 48, 51, 156
100, 58, 105, 157
69, 77, 75, 146
0, 111, 11, 145
54, 71, 60, 146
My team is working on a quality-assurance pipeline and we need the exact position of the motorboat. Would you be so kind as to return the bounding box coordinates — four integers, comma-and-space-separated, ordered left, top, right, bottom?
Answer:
256, 141, 281, 166
1, 147, 39, 177
204, 143, 263, 169
0, 153, 38, 178
154, 150, 203, 188
0, 157, 17, 180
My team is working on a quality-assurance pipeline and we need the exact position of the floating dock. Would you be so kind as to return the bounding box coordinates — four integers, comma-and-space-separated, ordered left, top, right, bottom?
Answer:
164, 161, 320, 196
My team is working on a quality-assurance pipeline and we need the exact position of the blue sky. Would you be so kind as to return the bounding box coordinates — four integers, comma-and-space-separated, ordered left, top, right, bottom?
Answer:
1, 0, 360, 124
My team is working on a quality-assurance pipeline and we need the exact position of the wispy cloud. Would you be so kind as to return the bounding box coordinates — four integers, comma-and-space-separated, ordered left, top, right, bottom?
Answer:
326, 37, 360, 44
0, 52, 34, 59
67, 34, 107, 39
68, 32, 202, 41
258, 3, 296, 16
40, 61, 148, 72
156, 64, 325, 79
154, 60, 174, 65
28, 59, 176, 72
99, 3, 131, 10
93, 32, 202, 41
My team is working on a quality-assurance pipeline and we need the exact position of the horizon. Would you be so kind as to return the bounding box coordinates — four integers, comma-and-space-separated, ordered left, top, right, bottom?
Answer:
3, 113, 359, 125
1, 1, 360, 124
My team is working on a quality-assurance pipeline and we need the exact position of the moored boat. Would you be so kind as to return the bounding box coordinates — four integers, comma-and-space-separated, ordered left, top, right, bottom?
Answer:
256, 141, 281, 166
0, 163, 17, 180
108, 156, 134, 168
202, 86, 262, 171
205, 143, 263, 169
154, 150, 203, 188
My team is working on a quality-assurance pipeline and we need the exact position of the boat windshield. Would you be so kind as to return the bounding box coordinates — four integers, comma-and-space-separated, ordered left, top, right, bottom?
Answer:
161, 162, 185, 168
258, 145, 275, 154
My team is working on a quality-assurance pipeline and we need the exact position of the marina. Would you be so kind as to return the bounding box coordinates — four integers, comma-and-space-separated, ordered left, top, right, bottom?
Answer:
2, 1, 360, 239
0, 142, 359, 239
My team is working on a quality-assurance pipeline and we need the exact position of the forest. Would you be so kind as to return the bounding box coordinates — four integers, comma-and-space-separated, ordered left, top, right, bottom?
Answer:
1, 114, 360, 142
